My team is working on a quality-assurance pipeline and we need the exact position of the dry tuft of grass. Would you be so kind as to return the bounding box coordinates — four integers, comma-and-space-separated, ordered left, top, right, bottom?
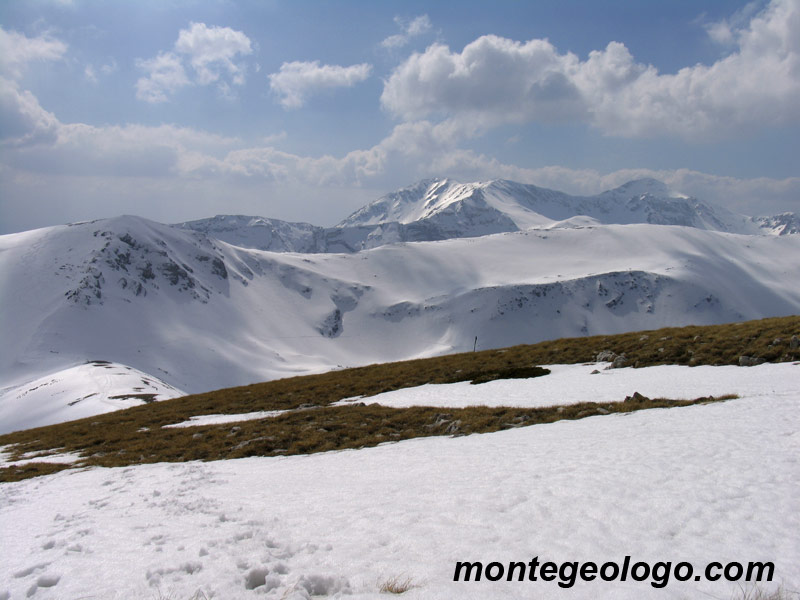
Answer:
730, 584, 799, 600
379, 575, 417, 594
0, 315, 796, 483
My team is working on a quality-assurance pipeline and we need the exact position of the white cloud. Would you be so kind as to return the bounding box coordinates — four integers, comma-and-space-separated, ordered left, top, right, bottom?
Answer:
135, 23, 252, 103
268, 61, 372, 109
0, 27, 67, 80
381, 15, 433, 49
174, 22, 252, 86
381, 0, 800, 140
0, 77, 60, 147
135, 52, 190, 103
86, 59, 118, 83
704, 1, 762, 45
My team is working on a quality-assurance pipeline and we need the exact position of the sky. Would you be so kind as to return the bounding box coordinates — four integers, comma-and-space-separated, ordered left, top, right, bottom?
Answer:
1, 0, 799, 234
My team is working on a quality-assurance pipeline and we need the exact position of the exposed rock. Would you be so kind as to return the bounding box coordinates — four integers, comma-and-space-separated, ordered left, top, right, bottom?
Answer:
624, 391, 650, 404
612, 355, 630, 369
606, 354, 629, 369
444, 420, 462, 435
790, 335, 799, 349
738, 355, 766, 367
596, 350, 616, 362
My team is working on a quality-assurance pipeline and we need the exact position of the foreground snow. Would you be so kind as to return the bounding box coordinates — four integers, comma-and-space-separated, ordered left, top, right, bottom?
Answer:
1, 365, 798, 599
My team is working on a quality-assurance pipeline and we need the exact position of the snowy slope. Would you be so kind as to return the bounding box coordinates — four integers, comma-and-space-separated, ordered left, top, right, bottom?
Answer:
2, 212, 800, 434
1, 364, 798, 599
0, 361, 184, 434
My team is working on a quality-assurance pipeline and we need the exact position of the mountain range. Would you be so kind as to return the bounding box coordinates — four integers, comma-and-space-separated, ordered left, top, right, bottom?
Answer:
177, 177, 800, 252
2, 177, 799, 432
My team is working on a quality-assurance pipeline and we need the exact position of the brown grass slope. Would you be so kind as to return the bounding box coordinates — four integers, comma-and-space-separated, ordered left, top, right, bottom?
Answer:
1, 315, 797, 482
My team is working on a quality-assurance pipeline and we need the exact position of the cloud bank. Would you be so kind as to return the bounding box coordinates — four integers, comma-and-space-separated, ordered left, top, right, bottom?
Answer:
381, 0, 800, 139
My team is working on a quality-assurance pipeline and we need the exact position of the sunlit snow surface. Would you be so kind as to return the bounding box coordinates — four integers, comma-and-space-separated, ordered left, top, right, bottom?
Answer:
1, 364, 798, 599
0, 362, 184, 434
163, 410, 288, 428
335, 362, 800, 408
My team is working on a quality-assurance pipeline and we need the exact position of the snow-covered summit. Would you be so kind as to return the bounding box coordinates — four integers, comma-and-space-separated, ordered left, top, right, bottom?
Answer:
603, 177, 687, 200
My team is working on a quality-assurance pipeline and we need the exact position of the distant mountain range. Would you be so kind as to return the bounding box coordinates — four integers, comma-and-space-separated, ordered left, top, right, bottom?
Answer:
177, 178, 800, 252
2, 178, 799, 432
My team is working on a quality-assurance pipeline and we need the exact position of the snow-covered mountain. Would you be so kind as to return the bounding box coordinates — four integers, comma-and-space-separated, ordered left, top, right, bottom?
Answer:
176, 178, 797, 254
175, 215, 327, 253
2, 198, 800, 431
332, 177, 795, 247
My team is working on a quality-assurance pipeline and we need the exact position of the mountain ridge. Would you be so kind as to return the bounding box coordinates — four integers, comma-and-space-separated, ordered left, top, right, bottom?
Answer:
177, 177, 798, 253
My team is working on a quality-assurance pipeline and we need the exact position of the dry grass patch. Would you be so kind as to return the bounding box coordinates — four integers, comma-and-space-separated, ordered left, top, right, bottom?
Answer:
730, 584, 799, 600
379, 575, 417, 594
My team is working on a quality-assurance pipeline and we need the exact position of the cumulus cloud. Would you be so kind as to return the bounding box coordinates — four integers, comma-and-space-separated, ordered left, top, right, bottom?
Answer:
174, 22, 252, 85
268, 61, 372, 109
135, 52, 190, 103
0, 27, 67, 80
0, 77, 60, 147
381, 15, 433, 49
136, 23, 252, 103
382, 0, 800, 140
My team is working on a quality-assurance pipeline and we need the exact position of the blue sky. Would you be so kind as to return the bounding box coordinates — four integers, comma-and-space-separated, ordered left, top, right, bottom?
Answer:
1, 0, 798, 233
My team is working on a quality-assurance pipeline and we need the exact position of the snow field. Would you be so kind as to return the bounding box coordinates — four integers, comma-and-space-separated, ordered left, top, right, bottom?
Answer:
1, 364, 798, 599
163, 411, 289, 429
334, 362, 800, 409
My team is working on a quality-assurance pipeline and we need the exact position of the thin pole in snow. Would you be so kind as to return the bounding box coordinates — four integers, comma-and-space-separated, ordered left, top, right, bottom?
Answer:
473, 336, 478, 352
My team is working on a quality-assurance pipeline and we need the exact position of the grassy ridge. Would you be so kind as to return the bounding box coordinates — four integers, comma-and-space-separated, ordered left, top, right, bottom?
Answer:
1, 315, 797, 482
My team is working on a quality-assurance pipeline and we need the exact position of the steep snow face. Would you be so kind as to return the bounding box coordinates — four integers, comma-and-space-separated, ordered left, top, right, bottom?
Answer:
751, 212, 800, 236
337, 178, 460, 226
3, 215, 800, 432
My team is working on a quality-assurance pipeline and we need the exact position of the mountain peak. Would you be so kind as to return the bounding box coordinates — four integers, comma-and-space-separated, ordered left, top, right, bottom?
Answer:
608, 178, 688, 199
